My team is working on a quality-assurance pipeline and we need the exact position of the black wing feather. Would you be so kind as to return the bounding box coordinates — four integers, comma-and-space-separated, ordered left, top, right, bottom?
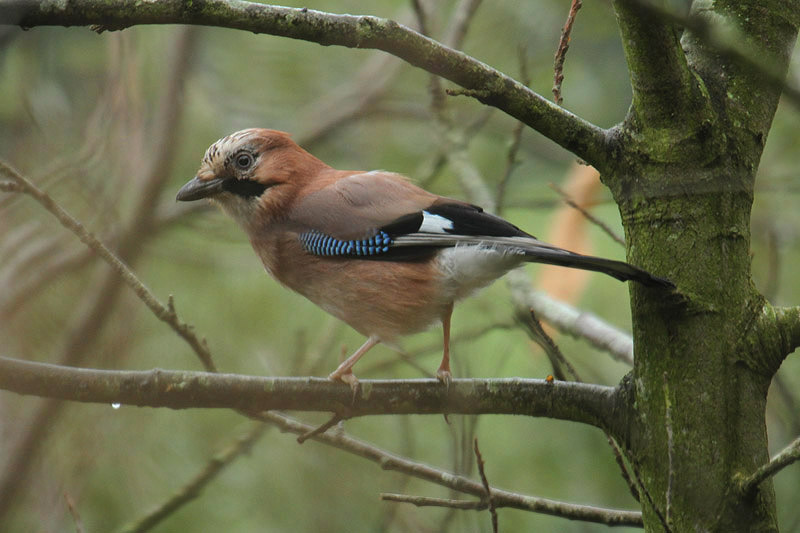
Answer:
423, 203, 534, 238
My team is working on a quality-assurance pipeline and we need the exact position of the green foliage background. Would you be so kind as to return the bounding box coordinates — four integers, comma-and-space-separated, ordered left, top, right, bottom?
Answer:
1, 1, 799, 531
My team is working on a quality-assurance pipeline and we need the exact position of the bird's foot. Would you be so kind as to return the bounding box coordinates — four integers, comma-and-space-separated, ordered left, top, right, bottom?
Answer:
329, 369, 360, 397
436, 368, 452, 388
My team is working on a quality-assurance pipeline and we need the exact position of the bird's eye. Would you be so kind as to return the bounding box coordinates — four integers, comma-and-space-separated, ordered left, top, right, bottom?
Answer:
233, 152, 254, 170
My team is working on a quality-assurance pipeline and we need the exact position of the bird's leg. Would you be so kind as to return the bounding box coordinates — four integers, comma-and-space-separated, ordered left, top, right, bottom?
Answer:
436, 302, 454, 385
329, 336, 380, 388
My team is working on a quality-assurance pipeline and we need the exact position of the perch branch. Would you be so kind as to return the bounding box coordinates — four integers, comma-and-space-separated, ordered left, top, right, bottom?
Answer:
0, 356, 618, 429
1, 0, 612, 169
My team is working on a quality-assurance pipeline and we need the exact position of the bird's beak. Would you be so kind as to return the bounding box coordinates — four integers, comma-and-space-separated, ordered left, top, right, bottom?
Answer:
176, 176, 227, 202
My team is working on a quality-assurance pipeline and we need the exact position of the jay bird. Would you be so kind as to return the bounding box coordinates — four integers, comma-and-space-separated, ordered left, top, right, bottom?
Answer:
176, 128, 672, 386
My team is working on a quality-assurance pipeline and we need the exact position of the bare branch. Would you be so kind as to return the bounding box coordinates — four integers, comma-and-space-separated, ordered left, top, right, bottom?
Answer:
260, 412, 642, 527
549, 182, 625, 247
116, 423, 268, 533
775, 306, 800, 357
496, 47, 529, 216
0, 180, 22, 193
629, 0, 800, 110
507, 274, 634, 365
63, 491, 85, 533
297, 414, 344, 444
0, 160, 216, 372
0, 28, 199, 519
552, 0, 582, 105
738, 436, 800, 496
2, 0, 613, 168
517, 309, 580, 382
381, 493, 485, 510
473, 438, 498, 532
748, 303, 800, 377
0, 356, 618, 427
612, 0, 713, 130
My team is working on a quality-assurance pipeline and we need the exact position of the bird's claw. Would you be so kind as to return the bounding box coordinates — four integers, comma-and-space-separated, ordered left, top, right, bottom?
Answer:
436, 368, 452, 389
329, 369, 360, 399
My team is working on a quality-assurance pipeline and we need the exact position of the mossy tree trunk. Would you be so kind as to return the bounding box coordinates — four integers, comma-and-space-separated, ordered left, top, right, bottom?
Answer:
601, 1, 799, 530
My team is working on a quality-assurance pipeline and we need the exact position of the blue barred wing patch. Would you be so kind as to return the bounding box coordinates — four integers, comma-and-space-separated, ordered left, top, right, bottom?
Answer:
299, 230, 393, 257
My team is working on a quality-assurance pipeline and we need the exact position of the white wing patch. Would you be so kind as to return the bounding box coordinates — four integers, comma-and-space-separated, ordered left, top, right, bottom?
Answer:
419, 211, 454, 233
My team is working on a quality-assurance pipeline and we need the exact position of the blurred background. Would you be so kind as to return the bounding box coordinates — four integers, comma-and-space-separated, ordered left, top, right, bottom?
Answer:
1, 1, 799, 531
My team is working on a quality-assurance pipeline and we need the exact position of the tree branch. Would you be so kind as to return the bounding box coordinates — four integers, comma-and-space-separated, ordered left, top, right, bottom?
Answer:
116, 423, 268, 533
0, 160, 216, 372
612, 0, 713, 132
1, 0, 612, 169
0, 356, 617, 428
773, 305, 800, 357
261, 411, 643, 527
747, 303, 800, 377
738, 435, 800, 496
632, 0, 800, 111
506, 273, 635, 365
0, 27, 198, 520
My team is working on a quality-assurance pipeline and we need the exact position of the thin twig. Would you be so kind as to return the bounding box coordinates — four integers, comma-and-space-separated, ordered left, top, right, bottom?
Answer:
506, 271, 634, 365
381, 493, 485, 510
410, 0, 431, 37
474, 438, 498, 532
445, 87, 491, 99
549, 182, 625, 246
63, 491, 85, 533
523, 309, 643, 507
297, 414, 344, 444
739, 435, 800, 496
259, 411, 642, 527
518, 308, 581, 382
116, 423, 268, 533
443, 0, 483, 49
496, 46, 530, 215
0, 28, 199, 521
606, 434, 640, 502
0, 181, 22, 193
553, 0, 583, 105
0, 160, 216, 373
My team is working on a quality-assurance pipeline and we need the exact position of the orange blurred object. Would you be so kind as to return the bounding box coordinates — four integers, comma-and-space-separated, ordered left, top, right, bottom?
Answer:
536, 164, 602, 303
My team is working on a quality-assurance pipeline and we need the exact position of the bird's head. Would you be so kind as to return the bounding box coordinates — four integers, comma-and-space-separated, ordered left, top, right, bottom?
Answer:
176, 128, 327, 229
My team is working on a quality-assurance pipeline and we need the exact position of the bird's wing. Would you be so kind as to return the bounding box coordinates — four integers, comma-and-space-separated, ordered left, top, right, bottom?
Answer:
289, 170, 533, 240
288, 171, 673, 287
288, 171, 440, 240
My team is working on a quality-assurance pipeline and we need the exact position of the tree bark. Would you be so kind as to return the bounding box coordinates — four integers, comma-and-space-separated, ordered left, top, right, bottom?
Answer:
606, 1, 799, 530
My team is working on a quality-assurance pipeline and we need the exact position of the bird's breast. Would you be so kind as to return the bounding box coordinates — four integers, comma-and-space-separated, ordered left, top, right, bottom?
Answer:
250, 232, 450, 341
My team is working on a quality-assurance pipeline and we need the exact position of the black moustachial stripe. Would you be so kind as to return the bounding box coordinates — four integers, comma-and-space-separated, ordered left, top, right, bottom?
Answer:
222, 178, 270, 198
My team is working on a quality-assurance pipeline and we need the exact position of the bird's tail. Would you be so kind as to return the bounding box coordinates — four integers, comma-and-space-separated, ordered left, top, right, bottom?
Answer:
516, 245, 673, 288
392, 234, 674, 289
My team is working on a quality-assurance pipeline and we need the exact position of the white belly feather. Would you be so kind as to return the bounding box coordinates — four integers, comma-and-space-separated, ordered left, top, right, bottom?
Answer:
434, 244, 524, 302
